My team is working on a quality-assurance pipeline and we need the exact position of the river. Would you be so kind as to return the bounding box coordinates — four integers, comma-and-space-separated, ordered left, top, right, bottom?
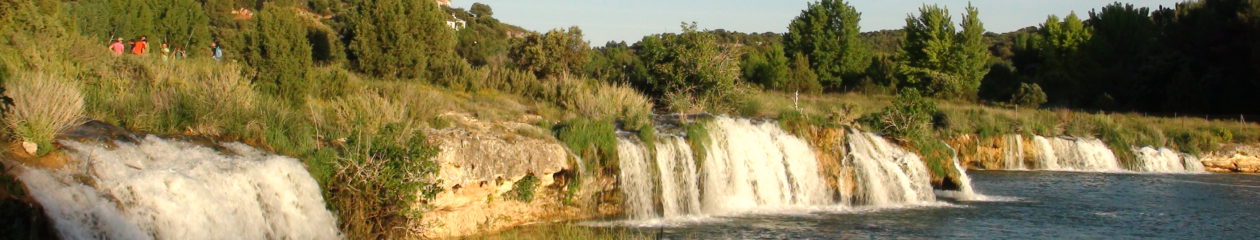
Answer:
569, 171, 1260, 239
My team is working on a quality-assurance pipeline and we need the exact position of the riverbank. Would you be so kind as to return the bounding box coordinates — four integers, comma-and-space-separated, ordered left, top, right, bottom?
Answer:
5, 62, 1260, 238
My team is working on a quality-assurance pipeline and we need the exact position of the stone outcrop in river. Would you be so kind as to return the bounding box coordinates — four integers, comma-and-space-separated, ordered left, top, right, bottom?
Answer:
1199, 144, 1260, 173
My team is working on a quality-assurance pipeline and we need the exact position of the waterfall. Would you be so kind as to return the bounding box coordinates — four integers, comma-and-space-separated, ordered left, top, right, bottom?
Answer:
615, 117, 829, 220
16, 135, 340, 240
1132, 147, 1206, 173
1019, 136, 1204, 173
1032, 136, 1062, 170
1003, 135, 1026, 170
944, 143, 980, 200
842, 130, 935, 206
700, 118, 829, 213
1037, 137, 1124, 171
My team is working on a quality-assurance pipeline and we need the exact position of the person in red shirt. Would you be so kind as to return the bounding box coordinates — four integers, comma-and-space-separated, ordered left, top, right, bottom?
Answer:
108, 38, 125, 56
132, 36, 148, 55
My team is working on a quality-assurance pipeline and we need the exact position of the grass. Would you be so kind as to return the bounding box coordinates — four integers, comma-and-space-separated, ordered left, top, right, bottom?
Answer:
554, 118, 619, 175
3, 72, 84, 156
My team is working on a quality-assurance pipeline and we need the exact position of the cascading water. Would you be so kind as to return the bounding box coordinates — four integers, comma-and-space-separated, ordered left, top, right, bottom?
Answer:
1003, 135, 1026, 170
1038, 137, 1124, 171
700, 118, 830, 213
1132, 147, 1205, 173
842, 130, 935, 206
1015, 136, 1204, 173
616, 117, 829, 220
1032, 136, 1062, 170
17, 135, 341, 240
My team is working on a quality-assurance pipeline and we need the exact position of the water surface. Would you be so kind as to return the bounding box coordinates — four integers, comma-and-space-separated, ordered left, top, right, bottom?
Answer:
591, 171, 1260, 239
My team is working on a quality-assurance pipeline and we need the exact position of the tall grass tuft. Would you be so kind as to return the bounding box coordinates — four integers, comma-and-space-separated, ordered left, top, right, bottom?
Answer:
4, 73, 84, 156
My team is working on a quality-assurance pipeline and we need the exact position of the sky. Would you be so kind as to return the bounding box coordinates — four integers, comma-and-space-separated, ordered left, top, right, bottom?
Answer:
451, 0, 1185, 44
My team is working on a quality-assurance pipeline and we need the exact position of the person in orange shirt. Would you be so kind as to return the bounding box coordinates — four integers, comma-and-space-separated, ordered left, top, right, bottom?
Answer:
132, 36, 148, 55
108, 38, 125, 56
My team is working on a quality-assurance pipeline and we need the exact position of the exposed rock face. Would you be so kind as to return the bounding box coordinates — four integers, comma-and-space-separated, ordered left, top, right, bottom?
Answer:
1201, 144, 1260, 173
421, 113, 605, 238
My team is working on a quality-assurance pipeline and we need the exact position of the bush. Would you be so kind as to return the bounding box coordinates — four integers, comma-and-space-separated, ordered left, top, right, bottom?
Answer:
1011, 83, 1047, 108
505, 174, 539, 202
862, 88, 938, 141
4, 73, 84, 156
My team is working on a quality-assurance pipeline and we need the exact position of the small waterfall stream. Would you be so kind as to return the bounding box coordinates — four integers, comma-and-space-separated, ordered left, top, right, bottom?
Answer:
842, 130, 935, 206
1003, 135, 1026, 170
17, 135, 341, 239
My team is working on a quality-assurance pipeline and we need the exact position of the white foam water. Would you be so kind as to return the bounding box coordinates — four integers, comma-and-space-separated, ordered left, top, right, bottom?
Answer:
1132, 146, 1206, 173
17, 135, 341, 240
616, 117, 829, 221
1003, 135, 1026, 170
842, 130, 935, 206
1035, 137, 1124, 171
1019, 136, 1204, 173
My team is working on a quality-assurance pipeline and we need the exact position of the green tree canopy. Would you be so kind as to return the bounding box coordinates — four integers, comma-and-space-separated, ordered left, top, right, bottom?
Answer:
636, 22, 738, 98
508, 26, 590, 78
249, 3, 313, 101
784, 0, 870, 90
346, 0, 456, 80
899, 4, 989, 99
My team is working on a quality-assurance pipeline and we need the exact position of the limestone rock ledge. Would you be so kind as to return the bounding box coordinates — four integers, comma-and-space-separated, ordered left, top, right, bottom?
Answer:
420, 113, 607, 238
1201, 144, 1260, 173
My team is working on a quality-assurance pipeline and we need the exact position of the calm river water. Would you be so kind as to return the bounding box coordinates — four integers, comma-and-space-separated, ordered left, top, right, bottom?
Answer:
578, 171, 1260, 239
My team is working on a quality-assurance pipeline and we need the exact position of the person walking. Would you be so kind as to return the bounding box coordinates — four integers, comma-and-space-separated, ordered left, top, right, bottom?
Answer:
132, 36, 149, 55
108, 38, 125, 56
211, 41, 223, 61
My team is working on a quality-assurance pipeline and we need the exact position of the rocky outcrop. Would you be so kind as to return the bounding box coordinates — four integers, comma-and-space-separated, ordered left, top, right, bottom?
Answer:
421, 113, 609, 238
1201, 144, 1260, 173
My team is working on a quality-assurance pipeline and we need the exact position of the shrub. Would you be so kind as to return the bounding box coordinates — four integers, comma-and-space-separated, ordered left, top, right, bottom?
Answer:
1011, 83, 1047, 108
862, 88, 938, 141
4, 73, 84, 156
505, 174, 539, 202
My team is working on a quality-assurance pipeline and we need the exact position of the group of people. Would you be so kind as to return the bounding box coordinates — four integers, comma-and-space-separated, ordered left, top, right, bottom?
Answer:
108, 36, 224, 61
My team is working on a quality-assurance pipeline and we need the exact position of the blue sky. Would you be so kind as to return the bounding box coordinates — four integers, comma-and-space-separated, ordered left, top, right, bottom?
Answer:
451, 0, 1185, 44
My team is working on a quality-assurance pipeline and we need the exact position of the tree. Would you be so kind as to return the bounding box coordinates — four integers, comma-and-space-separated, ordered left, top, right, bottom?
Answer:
899, 4, 990, 99
508, 26, 590, 78
346, 0, 456, 79
953, 4, 990, 99
788, 53, 823, 94
741, 43, 790, 90
785, 0, 870, 90
470, 2, 493, 20
636, 22, 738, 98
250, 3, 313, 101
